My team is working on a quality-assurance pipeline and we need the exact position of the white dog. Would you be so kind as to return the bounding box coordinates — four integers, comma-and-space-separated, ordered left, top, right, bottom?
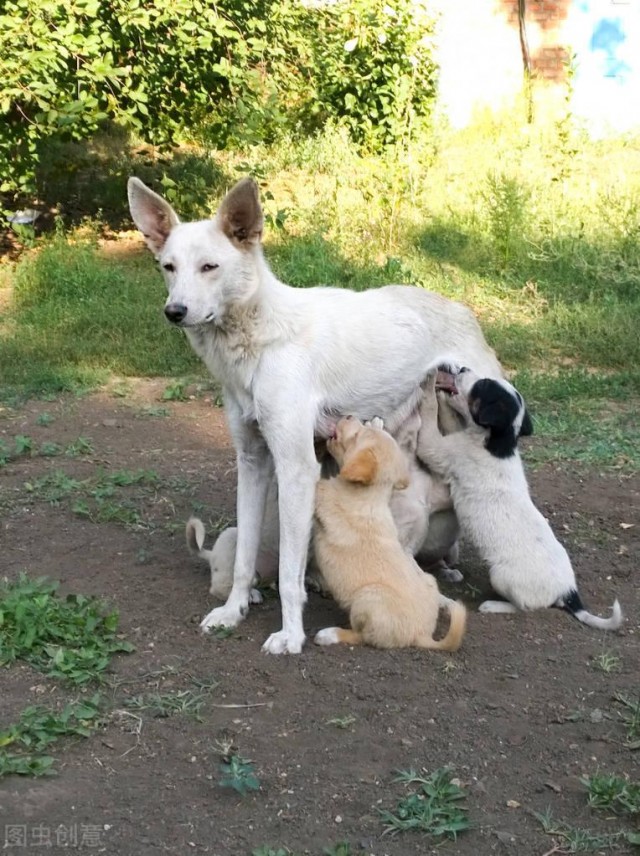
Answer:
416, 363, 623, 629
128, 176, 502, 653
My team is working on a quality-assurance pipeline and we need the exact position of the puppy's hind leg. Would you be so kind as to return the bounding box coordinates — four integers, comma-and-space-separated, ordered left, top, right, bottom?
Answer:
478, 599, 519, 614
314, 627, 364, 646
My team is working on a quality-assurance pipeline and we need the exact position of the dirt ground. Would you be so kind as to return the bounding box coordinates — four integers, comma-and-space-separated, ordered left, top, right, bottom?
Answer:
0, 383, 638, 856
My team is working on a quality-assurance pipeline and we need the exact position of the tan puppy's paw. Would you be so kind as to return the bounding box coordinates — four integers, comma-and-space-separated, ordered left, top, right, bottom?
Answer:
314, 627, 341, 646
364, 416, 384, 430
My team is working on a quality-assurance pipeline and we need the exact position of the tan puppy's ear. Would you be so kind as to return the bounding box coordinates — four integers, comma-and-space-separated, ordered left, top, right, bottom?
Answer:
340, 447, 378, 485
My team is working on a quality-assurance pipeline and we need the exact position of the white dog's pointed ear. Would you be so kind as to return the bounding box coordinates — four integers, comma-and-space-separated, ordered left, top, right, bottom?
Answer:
127, 177, 180, 257
218, 178, 263, 247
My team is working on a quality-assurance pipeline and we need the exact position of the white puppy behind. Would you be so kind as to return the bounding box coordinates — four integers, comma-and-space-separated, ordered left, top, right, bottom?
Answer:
416, 363, 622, 629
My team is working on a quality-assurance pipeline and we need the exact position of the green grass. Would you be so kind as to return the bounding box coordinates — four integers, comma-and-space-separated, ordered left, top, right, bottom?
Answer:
614, 693, 640, 748
0, 573, 134, 684
1, 120, 639, 469
379, 767, 470, 839
123, 678, 218, 721
218, 753, 260, 796
535, 807, 629, 852
582, 773, 640, 817
0, 694, 103, 778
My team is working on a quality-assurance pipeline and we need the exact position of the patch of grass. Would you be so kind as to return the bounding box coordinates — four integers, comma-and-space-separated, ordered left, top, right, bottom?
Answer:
0, 695, 104, 779
35, 412, 54, 426
591, 651, 622, 675
162, 379, 189, 401
252, 848, 293, 856
535, 807, 628, 852
39, 441, 63, 457
582, 772, 640, 817
379, 767, 470, 839
218, 753, 260, 796
123, 678, 218, 721
0, 573, 134, 684
614, 693, 640, 748
0, 232, 199, 402
134, 405, 170, 418
65, 436, 94, 457
326, 715, 357, 729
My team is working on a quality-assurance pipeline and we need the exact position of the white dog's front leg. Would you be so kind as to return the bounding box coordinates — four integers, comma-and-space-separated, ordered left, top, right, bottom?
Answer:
261, 423, 319, 655
200, 410, 272, 633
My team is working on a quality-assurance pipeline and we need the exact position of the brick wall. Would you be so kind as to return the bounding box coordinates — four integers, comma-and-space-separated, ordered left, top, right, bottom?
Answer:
499, 0, 571, 82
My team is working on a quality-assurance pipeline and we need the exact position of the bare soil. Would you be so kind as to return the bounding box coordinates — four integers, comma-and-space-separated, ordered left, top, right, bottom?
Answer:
0, 384, 638, 856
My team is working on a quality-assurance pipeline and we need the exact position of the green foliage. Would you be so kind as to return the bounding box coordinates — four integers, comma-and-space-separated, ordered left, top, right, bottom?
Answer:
0, 694, 102, 778
0, 573, 134, 683
379, 768, 470, 838
582, 773, 640, 816
535, 807, 629, 852
0, 0, 437, 205
219, 754, 260, 796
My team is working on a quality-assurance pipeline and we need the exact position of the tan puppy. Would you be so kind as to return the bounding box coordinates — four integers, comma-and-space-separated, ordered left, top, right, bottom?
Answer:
313, 416, 467, 650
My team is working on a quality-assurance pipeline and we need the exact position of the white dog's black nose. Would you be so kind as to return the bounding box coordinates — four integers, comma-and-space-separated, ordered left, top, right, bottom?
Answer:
165, 303, 188, 324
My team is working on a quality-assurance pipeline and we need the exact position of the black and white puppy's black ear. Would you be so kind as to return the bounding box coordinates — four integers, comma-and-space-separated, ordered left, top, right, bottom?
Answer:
519, 407, 533, 437
469, 378, 522, 458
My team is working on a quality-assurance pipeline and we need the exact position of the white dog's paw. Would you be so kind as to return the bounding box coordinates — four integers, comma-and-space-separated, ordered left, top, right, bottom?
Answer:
314, 627, 340, 646
261, 628, 305, 655
249, 588, 264, 605
439, 566, 464, 584
365, 416, 384, 430
200, 604, 246, 633
478, 599, 518, 614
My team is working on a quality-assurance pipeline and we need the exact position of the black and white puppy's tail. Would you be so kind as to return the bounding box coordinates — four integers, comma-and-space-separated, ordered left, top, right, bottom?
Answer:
559, 589, 623, 630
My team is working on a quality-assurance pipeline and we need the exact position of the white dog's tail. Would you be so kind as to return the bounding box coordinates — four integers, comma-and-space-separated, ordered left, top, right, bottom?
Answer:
185, 517, 212, 560
561, 589, 623, 631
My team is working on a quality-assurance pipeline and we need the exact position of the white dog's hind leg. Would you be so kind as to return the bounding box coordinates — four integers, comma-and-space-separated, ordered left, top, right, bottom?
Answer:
201, 413, 272, 632
478, 600, 519, 614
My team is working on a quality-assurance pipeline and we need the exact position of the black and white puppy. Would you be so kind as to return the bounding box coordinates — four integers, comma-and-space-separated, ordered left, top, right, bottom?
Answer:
416, 363, 622, 630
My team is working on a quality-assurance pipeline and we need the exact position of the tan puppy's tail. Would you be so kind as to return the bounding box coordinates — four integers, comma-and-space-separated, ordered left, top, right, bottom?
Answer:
186, 517, 211, 560
419, 598, 467, 651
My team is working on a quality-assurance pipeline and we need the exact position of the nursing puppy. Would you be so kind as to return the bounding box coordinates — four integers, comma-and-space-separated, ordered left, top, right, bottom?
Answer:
417, 364, 623, 629
189, 415, 461, 602
313, 416, 466, 650
391, 409, 460, 580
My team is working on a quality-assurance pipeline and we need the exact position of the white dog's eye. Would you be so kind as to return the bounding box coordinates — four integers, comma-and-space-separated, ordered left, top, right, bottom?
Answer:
163, 262, 175, 273
201, 263, 219, 273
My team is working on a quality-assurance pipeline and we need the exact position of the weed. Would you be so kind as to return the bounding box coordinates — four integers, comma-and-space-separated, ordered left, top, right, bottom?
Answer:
582, 772, 640, 816
0, 695, 103, 779
535, 807, 627, 852
592, 651, 622, 675
0, 753, 55, 777
379, 767, 470, 839
135, 405, 169, 418
0, 574, 134, 684
323, 845, 354, 856
252, 848, 292, 856
36, 412, 54, 426
162, 380, 189, 401
326, 715, 357, 729
65, 436, 94, 457
614, 693, 640, 748
39, 441, 62, 457
218, 754, 260, 796
123, 680, 218, 721
210, 626, 235, 640
0, 695, 103, 753
0, 440, 10, 466
14, 435, 33, 456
